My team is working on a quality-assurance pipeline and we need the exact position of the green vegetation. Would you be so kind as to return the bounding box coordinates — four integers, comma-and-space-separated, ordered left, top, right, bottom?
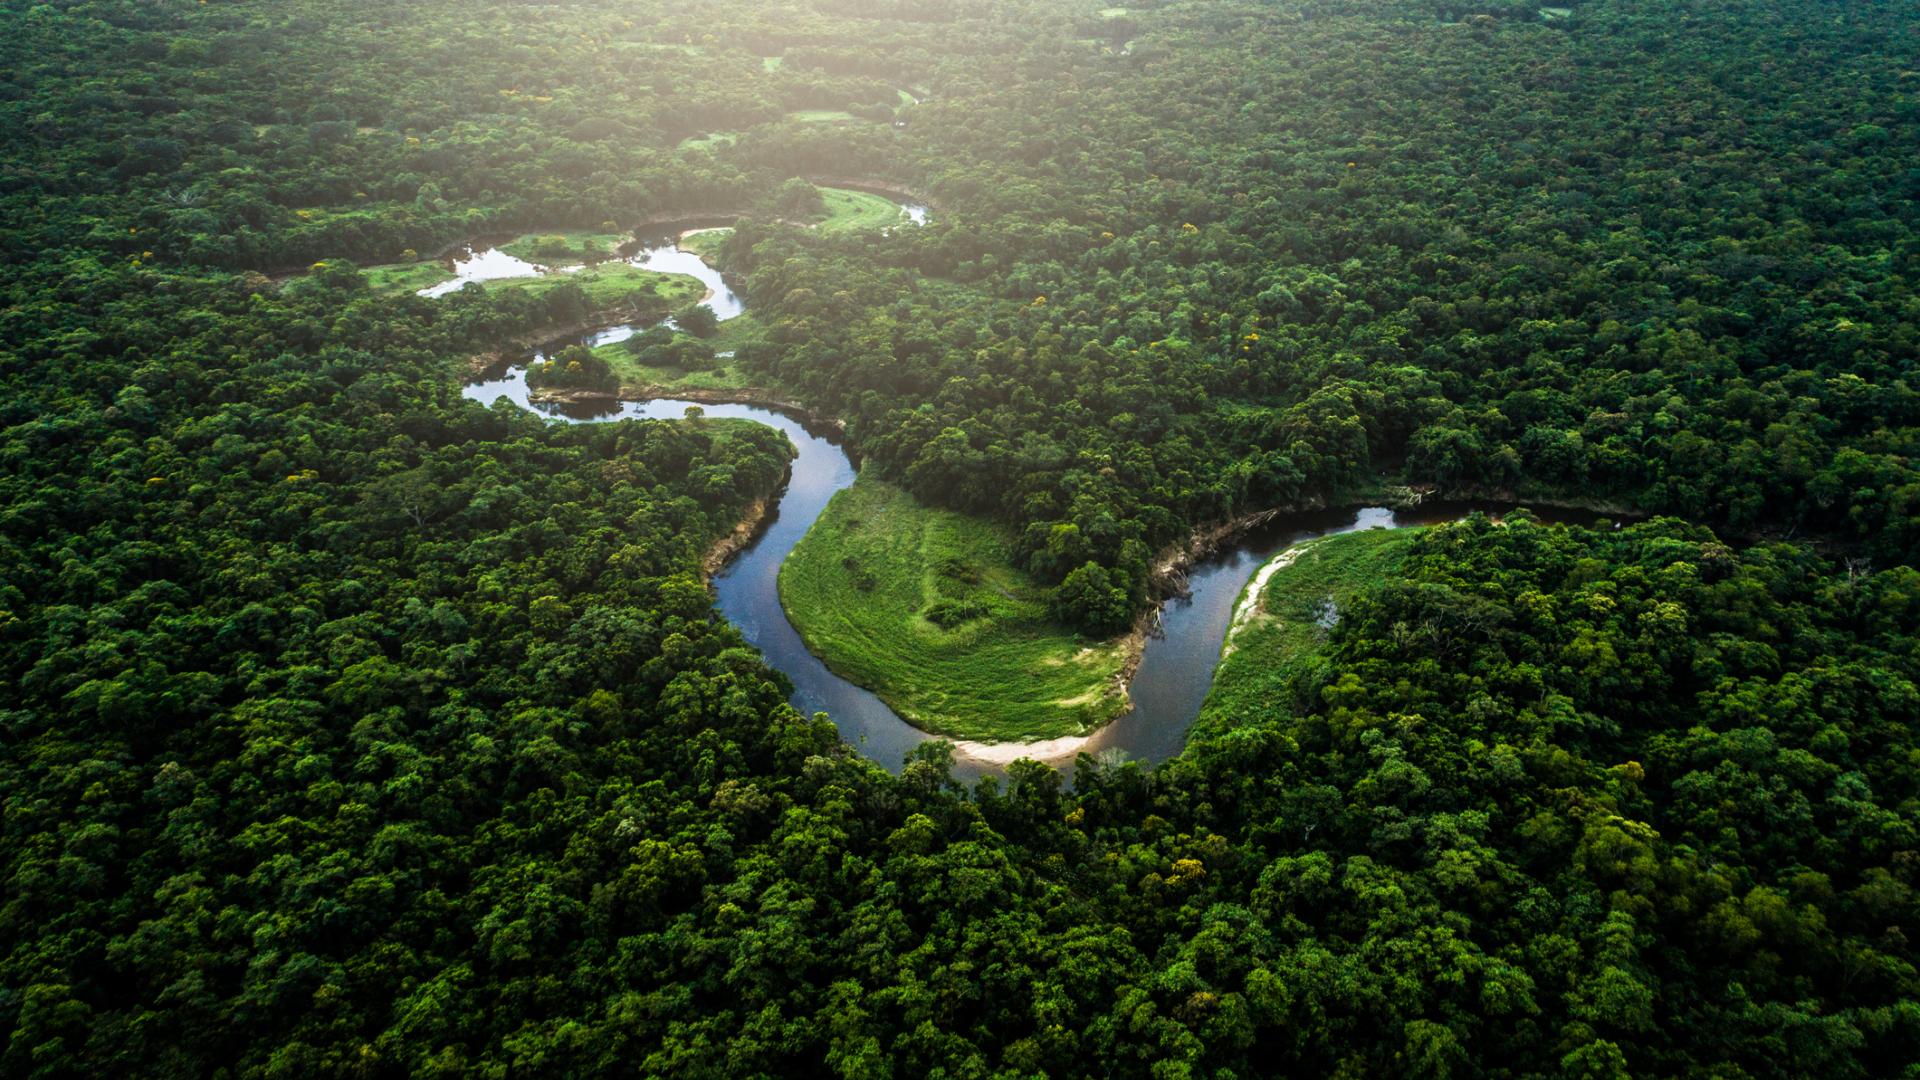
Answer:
6, 0, 1920, 1074
677, 226, 732, 261
365, 252, 703, 305
678, 130, 738, 151
498, 262, 706, 307
359, 258, 456, 295
781, 477, 1129, 740
616, 41, 706, 56
785, 108, 857, 124
594, 312, 767, 393
604, 351, 752, 393
702, 308, 765, 354
814, 187, 912, 233
360, 232, 645, 297
1200, 526, 1421, 738
497, 231, 626, 264
527, 342, 619, 393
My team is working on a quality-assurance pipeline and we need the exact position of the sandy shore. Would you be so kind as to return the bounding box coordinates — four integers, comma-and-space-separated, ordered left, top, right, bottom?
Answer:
948, 733, 1094, 764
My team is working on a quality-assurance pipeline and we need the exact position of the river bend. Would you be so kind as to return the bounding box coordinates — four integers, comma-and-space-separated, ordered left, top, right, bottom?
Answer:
459, 220, 1603, 779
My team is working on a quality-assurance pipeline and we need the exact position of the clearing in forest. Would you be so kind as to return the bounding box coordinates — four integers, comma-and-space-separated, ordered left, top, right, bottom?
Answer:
814, 187, 916, 233
780, 476, 1130, 741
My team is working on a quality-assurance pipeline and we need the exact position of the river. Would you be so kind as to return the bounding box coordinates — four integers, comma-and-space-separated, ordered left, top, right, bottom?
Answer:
459, 214, 1608, 781
421, 224, 747, 311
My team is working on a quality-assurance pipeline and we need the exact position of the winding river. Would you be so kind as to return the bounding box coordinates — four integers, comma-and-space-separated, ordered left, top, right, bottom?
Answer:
422, 224, 747, 314
458, 210, 1609, 780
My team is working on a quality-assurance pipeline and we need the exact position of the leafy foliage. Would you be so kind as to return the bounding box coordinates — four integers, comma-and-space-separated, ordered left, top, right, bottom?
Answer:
2, 0, 1917, 1075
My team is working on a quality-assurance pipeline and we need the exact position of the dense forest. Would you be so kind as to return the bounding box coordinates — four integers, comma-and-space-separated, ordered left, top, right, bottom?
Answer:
2, 0, 1916, 1075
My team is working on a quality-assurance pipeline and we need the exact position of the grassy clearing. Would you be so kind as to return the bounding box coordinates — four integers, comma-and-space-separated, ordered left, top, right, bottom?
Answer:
761, 55, 784, 71
680, 131, 738, 151
780, 477, 1130, 741
614, 41, 706, 55
500, 263, 707, 307
497, 232, 627, 264
1100, 6, 1130, 16
362, 261, 455, 294
1196, 527, 1421, 739
604, 353, 751, 393
815, 187, 909, 234
595, 311, 765, 392
786, 109, 857, 124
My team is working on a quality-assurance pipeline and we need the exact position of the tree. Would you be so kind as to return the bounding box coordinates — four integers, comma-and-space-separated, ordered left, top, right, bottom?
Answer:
769, 177, 826, 219
674, 303, 719, 337
1052, 561, 1133, 636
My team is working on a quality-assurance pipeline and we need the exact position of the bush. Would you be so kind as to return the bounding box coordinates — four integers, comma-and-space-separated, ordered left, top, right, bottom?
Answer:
526, 344, 617, 392
923, 598, 990, 629
674, 303, 719, 337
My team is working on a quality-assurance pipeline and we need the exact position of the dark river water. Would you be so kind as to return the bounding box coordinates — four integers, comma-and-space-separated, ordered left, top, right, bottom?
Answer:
458, 218, 1614, 780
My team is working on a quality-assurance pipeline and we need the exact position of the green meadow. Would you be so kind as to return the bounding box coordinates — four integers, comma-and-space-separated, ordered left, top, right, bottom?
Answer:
361, 260, 455, 294
502, 262, 706, 307
786, 109, 857, 124
595, 311, 766, 393
363, 231, 707, 304
677, 227, 732, 261
779, 477, 1130, 741
815, 187, 913, 234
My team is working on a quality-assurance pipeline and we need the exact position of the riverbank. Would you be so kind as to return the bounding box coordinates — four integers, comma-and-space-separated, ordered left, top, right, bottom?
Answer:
1114, 494, 1362, 690
703, 464, 791, 577
1196, 526, 1424, 740
522, 381, 847, 437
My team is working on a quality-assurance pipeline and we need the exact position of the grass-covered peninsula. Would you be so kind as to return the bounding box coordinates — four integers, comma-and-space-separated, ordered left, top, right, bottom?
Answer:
813, 187, 916, 234
779, 476, 1129, 741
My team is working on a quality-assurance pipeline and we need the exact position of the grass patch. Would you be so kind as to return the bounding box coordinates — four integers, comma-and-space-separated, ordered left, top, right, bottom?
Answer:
614, 41, 707, 55
605, 353, 752, 393
678, 227, 732, 261
761, 55, 784, 71
362, 260, 455, 295
596, 311, 766, 392
497, 232, 627, 265
1100, 7, 1130, 16
780, 476, 1129, 741
500, 263, 707, 307
680, 131, 738, 150
815, 187, 910, 234
1197, 527, 1421, 739
786, 109, 857, 124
